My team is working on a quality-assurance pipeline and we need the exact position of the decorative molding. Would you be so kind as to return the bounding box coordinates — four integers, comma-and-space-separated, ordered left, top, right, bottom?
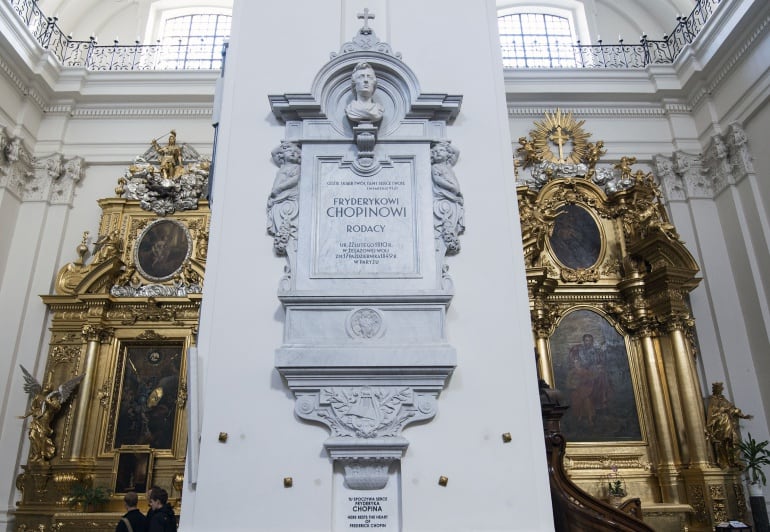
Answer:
0, 129, 84, 204
295, 387, 436, 439
507, 106, 672, 119
67, 106, 214, 118
654, 151, 714, 202
656, 123, 756, 201
690, 13, 770, 110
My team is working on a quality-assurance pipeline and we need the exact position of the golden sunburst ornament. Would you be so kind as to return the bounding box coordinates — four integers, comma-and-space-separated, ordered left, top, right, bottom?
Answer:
531, 109, 590, 165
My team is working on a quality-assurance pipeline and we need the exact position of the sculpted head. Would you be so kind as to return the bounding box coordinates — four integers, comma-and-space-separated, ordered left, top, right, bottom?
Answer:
712, 381, 724, 395
430, 141, 459, 165
271, 141, 301, 166
351, 62, 377, 100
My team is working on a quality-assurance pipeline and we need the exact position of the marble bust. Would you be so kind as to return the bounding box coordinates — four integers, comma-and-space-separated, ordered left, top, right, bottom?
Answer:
345, 62, 384, 123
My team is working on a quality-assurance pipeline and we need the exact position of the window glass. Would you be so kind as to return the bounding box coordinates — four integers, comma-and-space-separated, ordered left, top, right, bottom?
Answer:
158, 13, 231, 69
499, 12, 577, 68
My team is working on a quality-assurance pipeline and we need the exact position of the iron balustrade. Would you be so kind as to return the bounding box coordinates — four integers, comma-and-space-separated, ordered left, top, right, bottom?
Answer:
9, 0, 225, 70
9, 0, 724, 70
500, 0, 724, 69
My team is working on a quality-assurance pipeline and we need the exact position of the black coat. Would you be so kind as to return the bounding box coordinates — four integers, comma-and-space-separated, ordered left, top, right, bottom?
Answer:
147, 503, 176, 532
116, 508, 147, 532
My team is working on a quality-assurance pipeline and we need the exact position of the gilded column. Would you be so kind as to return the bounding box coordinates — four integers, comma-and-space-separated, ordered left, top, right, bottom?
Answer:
70, 324, 111, 459
639, 329, 681, 502
668, 318, 710, 467
531, 296, 558, 388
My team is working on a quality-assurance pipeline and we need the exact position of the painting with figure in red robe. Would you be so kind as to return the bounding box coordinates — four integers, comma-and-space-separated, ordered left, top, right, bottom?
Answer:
550, 309, 642, 442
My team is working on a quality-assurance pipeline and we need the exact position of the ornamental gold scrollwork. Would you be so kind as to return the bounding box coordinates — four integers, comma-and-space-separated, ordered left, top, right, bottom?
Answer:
709, 484, 728, 523
560, 267, 600, 283
531, 299, 561, 338
518, 195, 560, 267
97, 379, 111, 410
134, 330, 167, 341
605, 300, 637, 332
177, 379, 188, 408
121, 299, 180, 325
733, 482, 747, 518
689, 485, 709, 523
49, 345, 80, 366
617, 169, 680, 243
80, 325, 113, 343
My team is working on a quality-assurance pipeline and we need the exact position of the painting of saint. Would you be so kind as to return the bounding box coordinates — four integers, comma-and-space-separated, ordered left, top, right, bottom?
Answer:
135, 219, 191, 280
114, 449, 152, 494
114, 345, 182, 450
548, 204, 602, 269
550, 309, 641, 442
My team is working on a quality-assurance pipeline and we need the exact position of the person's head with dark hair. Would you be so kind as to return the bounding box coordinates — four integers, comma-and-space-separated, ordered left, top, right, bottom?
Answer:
124, 491, 139, 509
148, 486, 168, 506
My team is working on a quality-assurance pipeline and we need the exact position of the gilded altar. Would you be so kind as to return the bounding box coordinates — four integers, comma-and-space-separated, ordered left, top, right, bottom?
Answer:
517, 111, 746, 531
13, 132, 210, 531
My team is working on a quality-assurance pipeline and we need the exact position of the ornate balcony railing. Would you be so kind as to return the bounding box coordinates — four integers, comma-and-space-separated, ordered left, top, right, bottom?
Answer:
9, 0, 724, 71
501, 0, 724, 69
9, 0, 225, 71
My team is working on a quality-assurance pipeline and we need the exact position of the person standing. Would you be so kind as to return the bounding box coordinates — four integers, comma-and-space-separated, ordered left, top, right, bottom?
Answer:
147, 486, 176, 532
116, 491, 146, 532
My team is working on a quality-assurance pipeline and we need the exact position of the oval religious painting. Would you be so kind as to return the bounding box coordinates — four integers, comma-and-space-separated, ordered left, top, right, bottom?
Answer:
548, 204, 602, 269
135, 219, 192, 281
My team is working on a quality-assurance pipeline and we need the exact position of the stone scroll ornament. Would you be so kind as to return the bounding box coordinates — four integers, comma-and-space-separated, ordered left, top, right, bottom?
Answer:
431, 141, 465, 254
266, 141, 301, 256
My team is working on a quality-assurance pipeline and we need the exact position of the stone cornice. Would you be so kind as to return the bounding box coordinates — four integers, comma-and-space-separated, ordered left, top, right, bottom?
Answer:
507, 105, 672, 119
689, 11, 770, 111
58, 104, 214, 119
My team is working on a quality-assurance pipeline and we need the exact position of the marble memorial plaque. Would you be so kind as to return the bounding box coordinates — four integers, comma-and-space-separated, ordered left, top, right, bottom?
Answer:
333, 463, 400, 531
312, 156, 418, 278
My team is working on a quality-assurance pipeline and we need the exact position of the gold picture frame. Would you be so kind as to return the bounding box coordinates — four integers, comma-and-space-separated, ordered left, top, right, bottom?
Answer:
134, 218, 192, 281
112, 445, 153, 495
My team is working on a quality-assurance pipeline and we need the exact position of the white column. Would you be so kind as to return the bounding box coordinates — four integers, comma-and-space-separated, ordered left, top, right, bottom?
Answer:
184, 1, 553, 531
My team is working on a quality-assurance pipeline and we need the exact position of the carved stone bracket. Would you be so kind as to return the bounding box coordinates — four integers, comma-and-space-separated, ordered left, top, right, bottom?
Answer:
295, 386, 437, 489
326, 438, 409, 490
295, 386, 437, 439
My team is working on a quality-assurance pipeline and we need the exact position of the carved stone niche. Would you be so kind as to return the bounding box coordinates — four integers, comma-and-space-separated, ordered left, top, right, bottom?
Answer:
269, 21, 462, 492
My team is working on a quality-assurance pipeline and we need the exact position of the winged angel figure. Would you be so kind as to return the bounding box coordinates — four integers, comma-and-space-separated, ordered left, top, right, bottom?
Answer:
19, 365, 84, 464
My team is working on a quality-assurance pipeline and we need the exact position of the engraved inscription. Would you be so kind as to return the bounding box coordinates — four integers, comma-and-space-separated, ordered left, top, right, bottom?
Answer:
313, 158, 418, 277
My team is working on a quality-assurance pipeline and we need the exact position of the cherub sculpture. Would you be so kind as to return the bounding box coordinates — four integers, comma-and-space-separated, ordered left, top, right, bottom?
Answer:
431, 141, 464, 254
267, 141, 301, 255
19, 365, 84, 464
91, 229, 123, 263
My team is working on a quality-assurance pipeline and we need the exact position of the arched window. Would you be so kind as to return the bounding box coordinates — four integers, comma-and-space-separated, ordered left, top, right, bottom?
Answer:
499, 11, 577, 68
157, 12, 231, 69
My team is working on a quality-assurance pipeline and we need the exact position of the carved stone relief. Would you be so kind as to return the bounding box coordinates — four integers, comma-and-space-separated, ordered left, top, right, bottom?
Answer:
0, 129, 84, 204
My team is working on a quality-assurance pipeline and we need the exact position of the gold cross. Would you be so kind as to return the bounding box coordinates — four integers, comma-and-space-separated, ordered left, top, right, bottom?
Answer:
549, 125, 570, 163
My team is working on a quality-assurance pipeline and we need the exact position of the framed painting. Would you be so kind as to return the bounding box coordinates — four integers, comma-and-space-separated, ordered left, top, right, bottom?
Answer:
549, 309, 642, 442
135, 218, 192, 281
112, 343, 183, 451
112, 446, 153, 495
548, 204, 602, 269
